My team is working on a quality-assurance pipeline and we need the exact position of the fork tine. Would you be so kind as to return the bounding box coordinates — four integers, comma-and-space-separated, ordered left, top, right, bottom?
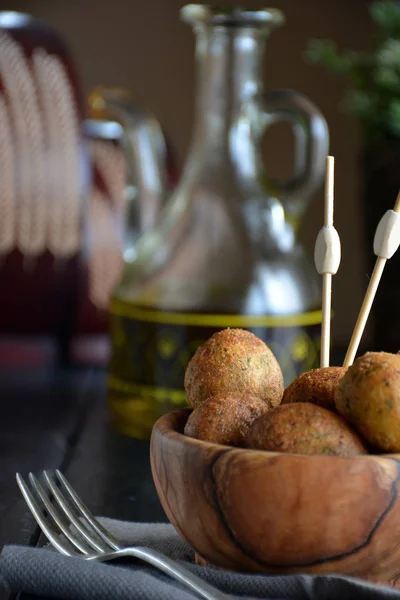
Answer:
42, 471, 107, 553
28, 474, 92, 555
55, 470, 121, 551
16, 473, 76, 557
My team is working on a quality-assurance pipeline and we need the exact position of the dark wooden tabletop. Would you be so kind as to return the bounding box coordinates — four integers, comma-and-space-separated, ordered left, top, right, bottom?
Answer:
0, 367, 167, 600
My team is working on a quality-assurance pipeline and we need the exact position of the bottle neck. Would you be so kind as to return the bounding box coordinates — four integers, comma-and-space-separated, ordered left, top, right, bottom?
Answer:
192, 25, 265, 145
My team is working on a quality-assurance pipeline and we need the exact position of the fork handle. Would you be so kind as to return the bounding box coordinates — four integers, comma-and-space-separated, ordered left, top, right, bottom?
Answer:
86, 546, 234, 600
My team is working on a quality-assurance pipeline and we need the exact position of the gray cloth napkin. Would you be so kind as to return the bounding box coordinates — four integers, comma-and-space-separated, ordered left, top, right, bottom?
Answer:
1, 518, 400, 600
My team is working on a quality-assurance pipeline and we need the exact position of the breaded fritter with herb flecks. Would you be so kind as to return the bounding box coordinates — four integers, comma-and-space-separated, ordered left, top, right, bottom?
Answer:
282, 366, 347, 413
184, 328, 284, 409
184, 392, 269, 446
335, 352, 400, 452
247, 402, 367, 456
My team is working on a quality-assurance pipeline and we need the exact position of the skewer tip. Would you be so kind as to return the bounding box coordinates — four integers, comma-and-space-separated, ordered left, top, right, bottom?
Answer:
324, 156, 335, 228
394, 190, 400, 213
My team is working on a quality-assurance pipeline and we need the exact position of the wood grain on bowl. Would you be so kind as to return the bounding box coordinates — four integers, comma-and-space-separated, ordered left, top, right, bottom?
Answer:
150, 409, 400, 586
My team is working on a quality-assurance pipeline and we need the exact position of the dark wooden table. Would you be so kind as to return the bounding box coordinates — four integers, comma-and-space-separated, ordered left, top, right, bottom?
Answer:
0, 367, 167, 600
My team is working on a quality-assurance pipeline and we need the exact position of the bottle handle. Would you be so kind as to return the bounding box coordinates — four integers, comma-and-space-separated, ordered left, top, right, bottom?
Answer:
252, 89, 329, 224
88, 86, 168, 234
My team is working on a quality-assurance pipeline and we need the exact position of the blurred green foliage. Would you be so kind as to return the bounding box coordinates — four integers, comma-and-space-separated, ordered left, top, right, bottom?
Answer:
306, 0, 400, 143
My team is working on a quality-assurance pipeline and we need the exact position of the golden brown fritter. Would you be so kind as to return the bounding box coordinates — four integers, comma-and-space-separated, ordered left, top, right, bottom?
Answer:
247, 402, 367, 456
282, 367, 347, 412
184, 329, 283, 409
335, 352, 400, 452
184, 393, 269, 447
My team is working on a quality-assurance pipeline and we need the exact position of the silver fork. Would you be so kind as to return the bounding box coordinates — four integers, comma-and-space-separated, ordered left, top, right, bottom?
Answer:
16, 470, 233, 600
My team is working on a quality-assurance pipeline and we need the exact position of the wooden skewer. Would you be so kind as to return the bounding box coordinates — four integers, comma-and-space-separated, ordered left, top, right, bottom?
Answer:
314, 156, 341, 368
343, 191, 400, 368
321, 157, 335, 368
320, 275, 332, 368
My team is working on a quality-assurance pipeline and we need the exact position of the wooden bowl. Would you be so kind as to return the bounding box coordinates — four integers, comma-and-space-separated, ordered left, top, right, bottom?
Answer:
150, 408, 400, 587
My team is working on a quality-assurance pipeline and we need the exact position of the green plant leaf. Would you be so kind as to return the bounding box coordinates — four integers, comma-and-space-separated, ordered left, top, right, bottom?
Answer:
370, 0, 400, 35
378, 39, 400, 66
374, 66, 400, 92
305, 39, 351, 73
304, 0, 400, 141
344, 90, 376, 118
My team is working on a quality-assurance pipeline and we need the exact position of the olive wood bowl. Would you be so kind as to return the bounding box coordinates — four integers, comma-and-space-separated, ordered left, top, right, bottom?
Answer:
150, 408, 400, 587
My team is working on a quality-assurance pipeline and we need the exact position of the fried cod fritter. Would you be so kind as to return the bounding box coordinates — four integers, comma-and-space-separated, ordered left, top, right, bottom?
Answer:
184, 328, 284, 409
247, 402, 367, 456
282, 367, 347, 413
335, 352, 400, 452
184, 393, 269, 446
